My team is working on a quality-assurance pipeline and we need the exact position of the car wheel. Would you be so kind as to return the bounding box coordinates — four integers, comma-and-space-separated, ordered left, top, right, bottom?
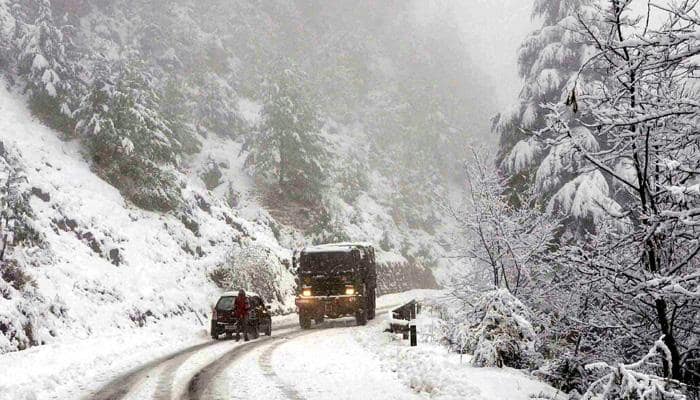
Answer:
247, 321, 259, 340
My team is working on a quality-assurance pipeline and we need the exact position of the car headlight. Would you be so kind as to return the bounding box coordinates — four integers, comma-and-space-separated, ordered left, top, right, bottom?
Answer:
302, 288, 312, 297
345, 286, 355, 295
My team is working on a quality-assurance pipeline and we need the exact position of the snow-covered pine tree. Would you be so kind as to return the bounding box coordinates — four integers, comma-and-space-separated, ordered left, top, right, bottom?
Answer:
245, 63, 329, 203
494, 0, 599, 216
0, 143, 42, 265
194, 71, 242, 138
159, 78, 201, 155
0, 0, 15, 70
14, 0, 79, 133
543, 0, 700, 387
74, 59, 181, 211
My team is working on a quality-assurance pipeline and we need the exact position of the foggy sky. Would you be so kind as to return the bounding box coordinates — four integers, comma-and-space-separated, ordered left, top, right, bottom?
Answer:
451, 0, 536, 109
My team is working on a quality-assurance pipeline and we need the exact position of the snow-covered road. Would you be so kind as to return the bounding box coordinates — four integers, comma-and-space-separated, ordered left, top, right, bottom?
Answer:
1, 291, 562, 400
87, 303, 400, 400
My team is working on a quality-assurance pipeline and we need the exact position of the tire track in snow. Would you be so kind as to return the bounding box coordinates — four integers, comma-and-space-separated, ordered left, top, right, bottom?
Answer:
257, 335, 306, 400
182, 322, 301, 400
254, 304, 396, 400
156, 322, 298, 400
89, 322, 300, 400
89, 340, 215, 400
183, 319, 362, 399
184, 336, 277, 399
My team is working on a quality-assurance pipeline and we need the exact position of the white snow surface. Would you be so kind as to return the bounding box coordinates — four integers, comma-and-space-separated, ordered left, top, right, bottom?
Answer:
356, 292, 566, 400
0, 319, 210, 400
0, 290, 562, 400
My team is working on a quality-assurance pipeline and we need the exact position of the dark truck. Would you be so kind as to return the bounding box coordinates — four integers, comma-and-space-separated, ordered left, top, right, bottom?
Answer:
293, 243, 377, 329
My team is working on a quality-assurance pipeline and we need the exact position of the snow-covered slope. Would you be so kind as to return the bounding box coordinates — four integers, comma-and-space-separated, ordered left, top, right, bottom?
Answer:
0, 81, 441, 353
0, 82, 296, 352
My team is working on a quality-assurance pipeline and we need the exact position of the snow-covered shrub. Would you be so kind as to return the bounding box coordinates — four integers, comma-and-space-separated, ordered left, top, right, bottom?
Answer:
465, 289, 539, 369
0, 143, 53, 352
211, 244, 294, 308
536, 353, 589, 395
0, 258, 35, 292
581, 339, 687, 400
200, 158, 223, 190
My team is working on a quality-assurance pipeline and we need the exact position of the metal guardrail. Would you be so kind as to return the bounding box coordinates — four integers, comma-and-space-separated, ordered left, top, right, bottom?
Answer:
387, 299, 420, 346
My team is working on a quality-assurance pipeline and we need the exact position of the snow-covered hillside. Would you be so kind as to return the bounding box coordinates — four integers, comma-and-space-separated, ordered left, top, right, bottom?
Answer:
0, 82, 296, 352
0, 81, 439, 353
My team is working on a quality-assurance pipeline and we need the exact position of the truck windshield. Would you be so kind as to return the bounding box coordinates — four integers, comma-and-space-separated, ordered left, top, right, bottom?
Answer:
299, 251, 356, 276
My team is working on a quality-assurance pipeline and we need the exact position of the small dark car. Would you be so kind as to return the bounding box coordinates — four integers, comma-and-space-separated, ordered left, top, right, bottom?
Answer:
211, 291, 272, 340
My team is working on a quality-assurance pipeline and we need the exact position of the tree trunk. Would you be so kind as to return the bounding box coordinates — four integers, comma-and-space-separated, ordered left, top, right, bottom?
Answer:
655, 298, 683, 380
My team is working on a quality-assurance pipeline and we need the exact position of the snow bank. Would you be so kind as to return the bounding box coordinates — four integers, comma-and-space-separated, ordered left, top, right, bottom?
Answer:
0, 319, 208, 400
354, 291, 565, 400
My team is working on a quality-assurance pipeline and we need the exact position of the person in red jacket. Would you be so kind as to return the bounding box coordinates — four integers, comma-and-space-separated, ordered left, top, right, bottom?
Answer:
234, 289, 250, 341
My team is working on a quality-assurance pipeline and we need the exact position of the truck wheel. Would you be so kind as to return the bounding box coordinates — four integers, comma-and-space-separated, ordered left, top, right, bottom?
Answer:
355, 308, 367, 326
368, 289, 376, 320
315, 316, 324, 324
299, 312, 312, 329
265, 322, 272, 336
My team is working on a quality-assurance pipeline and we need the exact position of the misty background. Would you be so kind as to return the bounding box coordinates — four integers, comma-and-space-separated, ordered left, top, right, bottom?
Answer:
0, 0, 538, 351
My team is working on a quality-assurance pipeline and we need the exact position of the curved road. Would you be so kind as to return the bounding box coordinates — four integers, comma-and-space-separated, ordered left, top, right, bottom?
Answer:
88, 306, 395, 400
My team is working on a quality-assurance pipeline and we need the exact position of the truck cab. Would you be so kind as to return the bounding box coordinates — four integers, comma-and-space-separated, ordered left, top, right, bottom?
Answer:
293, 242, 377, 328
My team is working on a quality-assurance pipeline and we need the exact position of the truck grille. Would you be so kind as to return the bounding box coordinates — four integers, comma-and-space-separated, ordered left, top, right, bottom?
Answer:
309, 277, 349, 296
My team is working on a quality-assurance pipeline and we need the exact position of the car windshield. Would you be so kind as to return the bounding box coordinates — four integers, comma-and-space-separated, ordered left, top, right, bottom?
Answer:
299, 251, 356, 276
215, 296, 235, 311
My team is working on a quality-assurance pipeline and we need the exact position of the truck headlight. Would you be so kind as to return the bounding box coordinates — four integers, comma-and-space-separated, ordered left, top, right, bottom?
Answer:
345, 286, 355, 295
302, 288, 312, 297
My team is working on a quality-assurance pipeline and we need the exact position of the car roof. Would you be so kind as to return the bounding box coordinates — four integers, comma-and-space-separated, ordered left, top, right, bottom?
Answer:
220, 290, 261, 298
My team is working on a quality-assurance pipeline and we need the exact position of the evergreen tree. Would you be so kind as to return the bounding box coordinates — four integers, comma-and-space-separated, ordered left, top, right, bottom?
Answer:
0, 144, 42, 263
159, 78, 201, 155
74, 59, 181, 211
245, 63, 329, 203
194, 71, 242, 138
0, 1, 15, 70
14, 0, 79, 132
493, 0, 598, 212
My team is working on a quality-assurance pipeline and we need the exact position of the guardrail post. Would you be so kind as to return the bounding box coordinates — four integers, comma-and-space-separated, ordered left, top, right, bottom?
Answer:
410, 324, 417, 346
